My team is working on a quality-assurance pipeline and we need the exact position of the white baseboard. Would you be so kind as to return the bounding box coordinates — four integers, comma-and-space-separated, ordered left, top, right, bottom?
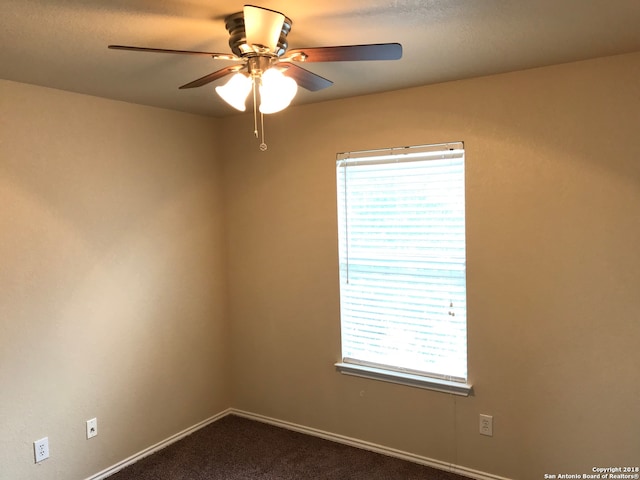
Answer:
230, 409, 512, 480
84, 408, 232, 480
86, 407, 511, 480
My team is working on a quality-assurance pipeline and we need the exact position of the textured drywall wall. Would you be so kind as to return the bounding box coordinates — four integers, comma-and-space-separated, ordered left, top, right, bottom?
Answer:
0, 81, 229, 480
2, 50, 639, 480
221, 52, 640, 479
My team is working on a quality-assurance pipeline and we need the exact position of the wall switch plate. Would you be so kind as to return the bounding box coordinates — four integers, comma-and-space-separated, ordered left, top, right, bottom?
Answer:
86, 418, 98, 439
34, 437, 49, 463
479, 414, 493, 436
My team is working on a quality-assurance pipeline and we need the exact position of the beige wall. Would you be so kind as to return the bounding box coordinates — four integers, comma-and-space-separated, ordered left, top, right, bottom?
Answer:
0, 81, 229, 479
2, 51, 639, 480
221, 52, 640, 479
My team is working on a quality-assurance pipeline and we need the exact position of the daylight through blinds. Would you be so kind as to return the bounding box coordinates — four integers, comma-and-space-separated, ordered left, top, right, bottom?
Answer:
336, 143, 467, 382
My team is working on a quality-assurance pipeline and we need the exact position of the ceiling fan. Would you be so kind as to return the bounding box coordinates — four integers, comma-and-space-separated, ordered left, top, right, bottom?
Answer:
109, 4, 402, 149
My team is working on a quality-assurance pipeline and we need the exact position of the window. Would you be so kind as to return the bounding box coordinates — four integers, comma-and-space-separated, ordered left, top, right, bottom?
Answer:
335, 142, 471, 396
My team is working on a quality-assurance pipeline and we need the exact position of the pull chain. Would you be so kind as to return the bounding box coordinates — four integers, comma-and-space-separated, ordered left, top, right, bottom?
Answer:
260, 111, 267, 151
252, 80, 258, 139
251, 75, 268, 151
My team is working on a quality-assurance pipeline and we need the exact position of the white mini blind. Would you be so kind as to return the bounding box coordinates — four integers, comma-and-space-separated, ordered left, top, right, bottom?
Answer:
336, 142, 467, 383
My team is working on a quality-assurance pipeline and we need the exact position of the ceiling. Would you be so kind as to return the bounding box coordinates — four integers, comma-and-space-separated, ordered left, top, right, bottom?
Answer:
2, 0, 640, 118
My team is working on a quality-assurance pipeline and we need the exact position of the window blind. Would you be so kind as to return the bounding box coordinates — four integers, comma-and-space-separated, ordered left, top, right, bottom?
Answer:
336, 142, 467, 383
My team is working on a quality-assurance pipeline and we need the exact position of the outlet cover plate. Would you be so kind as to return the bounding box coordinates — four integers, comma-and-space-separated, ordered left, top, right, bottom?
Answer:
86, 418, 98, 439
34, 437, 49, 463
479, 414, 493, 436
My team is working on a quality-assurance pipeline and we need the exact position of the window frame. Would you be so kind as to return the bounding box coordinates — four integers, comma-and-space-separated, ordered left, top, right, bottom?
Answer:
334, 142, 472, 396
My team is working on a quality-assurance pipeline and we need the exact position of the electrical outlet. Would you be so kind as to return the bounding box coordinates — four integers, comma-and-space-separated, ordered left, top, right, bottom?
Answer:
34, 437, 49, 463
86, 418, 98, 439
479, 414, 493, 436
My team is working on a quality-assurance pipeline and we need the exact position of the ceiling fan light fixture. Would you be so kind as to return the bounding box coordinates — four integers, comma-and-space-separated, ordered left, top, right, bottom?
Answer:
109, 5, 402, 149
258, 68, 298, 114
215, 72, 252, 111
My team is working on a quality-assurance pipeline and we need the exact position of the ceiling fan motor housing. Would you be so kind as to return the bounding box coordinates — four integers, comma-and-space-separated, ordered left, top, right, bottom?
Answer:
224, 11, 292, 57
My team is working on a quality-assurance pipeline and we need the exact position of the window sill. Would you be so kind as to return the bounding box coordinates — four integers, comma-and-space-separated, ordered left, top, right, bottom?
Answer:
335, 362, 473, 397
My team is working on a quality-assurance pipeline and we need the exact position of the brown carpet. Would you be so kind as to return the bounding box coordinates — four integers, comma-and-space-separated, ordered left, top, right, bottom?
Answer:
106, 414, 470, 480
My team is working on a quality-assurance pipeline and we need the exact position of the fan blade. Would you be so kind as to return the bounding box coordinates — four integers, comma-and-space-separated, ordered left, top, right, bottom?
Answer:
286, 43, 402, 62
243, 5, 285, 52
281, 64, 333, 92
108, 45, 238, 61
179, 65, 243, 89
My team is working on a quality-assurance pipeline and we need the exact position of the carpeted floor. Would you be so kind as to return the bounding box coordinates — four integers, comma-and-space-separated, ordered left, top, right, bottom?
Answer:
106, 414, 470, 479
